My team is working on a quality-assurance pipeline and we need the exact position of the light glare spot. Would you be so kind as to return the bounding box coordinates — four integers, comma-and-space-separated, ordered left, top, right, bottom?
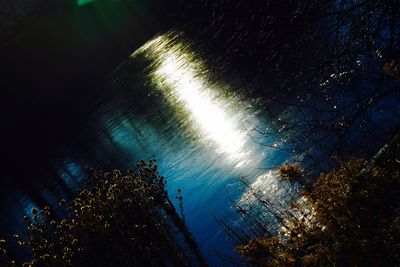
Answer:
132, 34, 251, 165
156, 52, 246, 156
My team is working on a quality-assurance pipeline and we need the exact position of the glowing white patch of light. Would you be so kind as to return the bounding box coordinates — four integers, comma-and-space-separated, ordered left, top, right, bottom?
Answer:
132, 34, 250, 164
239, 171, 278, 204
156, 52, 246, 156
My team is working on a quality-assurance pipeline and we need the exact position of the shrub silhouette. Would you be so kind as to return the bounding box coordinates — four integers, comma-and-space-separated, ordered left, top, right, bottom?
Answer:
0, 160, 206, 267
236, 134, 400, 266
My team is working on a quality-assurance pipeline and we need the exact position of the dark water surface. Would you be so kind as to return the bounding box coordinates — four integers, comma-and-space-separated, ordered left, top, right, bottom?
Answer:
1, 31, 298, 265
0, 2, 310, 264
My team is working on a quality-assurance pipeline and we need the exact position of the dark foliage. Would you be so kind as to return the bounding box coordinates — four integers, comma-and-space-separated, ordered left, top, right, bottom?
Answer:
236, 133, 400, 266
0, 160, 206, 267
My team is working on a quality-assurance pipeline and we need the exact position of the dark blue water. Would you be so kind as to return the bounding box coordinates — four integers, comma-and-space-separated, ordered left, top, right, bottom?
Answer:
1, 31, 299, 265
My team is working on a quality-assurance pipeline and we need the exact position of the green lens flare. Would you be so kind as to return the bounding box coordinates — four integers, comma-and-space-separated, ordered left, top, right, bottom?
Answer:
77, 0, 95, 6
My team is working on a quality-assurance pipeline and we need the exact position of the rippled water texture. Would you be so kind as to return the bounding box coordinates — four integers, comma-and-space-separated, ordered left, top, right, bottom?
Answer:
3, 32, 299, 265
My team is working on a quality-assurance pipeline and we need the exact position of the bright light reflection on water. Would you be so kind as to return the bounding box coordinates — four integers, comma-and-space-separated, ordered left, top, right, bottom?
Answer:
131, 34, 252, 167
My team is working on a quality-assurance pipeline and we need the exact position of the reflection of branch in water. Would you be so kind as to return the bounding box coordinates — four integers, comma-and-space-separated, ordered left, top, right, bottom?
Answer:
191, 159, 217, 181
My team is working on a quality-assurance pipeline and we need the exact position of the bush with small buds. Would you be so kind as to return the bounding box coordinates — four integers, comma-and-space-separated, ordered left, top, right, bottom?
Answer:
1, 160, 205, 267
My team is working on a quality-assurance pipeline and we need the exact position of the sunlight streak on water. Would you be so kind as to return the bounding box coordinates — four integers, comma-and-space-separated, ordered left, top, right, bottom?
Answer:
131, 34, 252, 166
156, 53, 246, 157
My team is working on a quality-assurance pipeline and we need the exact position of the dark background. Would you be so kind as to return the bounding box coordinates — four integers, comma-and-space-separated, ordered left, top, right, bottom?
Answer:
0, 0, 173, 176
